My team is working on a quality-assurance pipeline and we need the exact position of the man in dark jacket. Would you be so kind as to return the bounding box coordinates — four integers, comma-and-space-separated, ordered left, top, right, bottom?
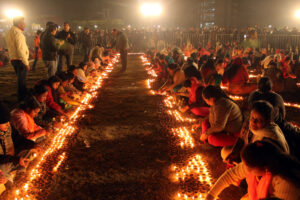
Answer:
56, 22, 77, 72
41, 24, 63, 77
80, 27, 93, 62
112, 29, 129, 72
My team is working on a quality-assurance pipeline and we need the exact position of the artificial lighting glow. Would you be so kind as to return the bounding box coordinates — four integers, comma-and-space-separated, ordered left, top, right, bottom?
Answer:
140, 3, 162, 17
5, 9, 23, 18
296, 10, 300, 19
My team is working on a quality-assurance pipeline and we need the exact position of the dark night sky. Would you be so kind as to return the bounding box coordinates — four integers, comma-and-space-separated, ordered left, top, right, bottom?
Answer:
1, 0, 300, 27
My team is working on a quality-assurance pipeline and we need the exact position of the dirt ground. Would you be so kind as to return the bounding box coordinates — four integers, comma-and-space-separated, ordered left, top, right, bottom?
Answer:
0, 55, 298, 200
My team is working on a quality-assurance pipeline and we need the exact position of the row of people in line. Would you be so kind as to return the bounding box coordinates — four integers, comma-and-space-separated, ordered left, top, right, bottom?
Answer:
0, 56, 111, 193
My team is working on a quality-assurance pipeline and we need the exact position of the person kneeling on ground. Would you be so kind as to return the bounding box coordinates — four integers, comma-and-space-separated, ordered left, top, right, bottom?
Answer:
28, 84, 60, 130
10, 99, 48, 142
0, 101, 35, 184
41, 76, 69, 118
64, 72, 82, 99
223, 100, 289, 165
68, 65, 85, 92
194, 85, 243, 147
222, 62, 257, 95
160, 63, 186, 92
206, 141, 300, 200
179, 77, 209, 117
57, 72, 83, 110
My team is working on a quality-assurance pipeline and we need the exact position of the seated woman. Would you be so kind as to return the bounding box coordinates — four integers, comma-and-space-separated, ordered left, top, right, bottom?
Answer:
206, 141, 300, 200
154, 54, 168, 80
30, 84, 58, 129
223, 100, 289, 165
161, 63, 186, 92
180, 77, 209, 117
10, 99, 47, 141
248, 78, 300, 159
76, 62, 88, 83
68, 65, 85, 92
281, 56, 296, 79
200, 59, 216, 85
42, 76, 68, 117
197, 85, 243, 147
101, 50, 111, 66
0, 101, 34, 183
248, 77, 285, 124
207, 59, 224, 87
64, 72, 82, 99
57, 73, 82, 110
222, 61, 257, 95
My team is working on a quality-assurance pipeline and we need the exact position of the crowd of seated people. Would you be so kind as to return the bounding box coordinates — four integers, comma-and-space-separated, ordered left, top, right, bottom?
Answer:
0, 46, 116, 193
145, 45, 300, 199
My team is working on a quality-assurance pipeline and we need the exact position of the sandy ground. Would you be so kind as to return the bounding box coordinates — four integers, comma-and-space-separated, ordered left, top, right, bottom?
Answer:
0, 55, 298, 200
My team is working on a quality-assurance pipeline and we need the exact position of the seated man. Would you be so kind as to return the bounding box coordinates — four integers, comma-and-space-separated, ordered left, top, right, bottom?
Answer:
10, 99, 48, 142
0, 101, 35, 183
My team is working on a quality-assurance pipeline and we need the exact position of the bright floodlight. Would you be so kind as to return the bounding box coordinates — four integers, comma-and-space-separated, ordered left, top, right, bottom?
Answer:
5, 9, 23, 18
296, 9, 300, 19
141, 3, 162, 17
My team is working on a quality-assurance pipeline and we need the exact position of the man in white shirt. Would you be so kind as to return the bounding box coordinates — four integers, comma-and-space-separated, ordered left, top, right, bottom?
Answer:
5, 17, 30, 101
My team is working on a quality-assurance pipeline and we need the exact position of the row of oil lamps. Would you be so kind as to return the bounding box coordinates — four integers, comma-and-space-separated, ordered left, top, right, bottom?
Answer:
13, 56, 119, 200
141, 55, 215, 200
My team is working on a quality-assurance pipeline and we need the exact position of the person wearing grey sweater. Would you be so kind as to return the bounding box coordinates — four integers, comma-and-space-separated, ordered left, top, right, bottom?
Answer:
198, 86, 243, 147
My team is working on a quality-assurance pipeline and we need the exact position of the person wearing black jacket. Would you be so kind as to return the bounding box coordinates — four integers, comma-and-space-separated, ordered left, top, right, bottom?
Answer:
80, 27, 93, 62
41, 24, 63, 77
56, 22, 77, 72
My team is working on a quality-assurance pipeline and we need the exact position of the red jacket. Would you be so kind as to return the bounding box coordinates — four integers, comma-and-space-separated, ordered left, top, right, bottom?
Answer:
45, 85, 62, 113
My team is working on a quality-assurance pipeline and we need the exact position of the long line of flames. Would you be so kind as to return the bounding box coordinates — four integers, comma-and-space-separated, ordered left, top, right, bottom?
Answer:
13, 56, 119, 200
141, 55, 214, 200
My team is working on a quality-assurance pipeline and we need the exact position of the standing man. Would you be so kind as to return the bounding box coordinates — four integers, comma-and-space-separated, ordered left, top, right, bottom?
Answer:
56, 22, 77, 72
80, 27, 93, 62
32, 30, 42, 71
112, 29, 129, 72
5, 17, 30, 101
41, 24, 63, 77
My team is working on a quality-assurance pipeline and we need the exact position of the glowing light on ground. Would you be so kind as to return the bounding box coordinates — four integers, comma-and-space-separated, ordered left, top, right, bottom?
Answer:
13, 56, 119, 200
173, 154, 213, 200
143, 55, 214, 200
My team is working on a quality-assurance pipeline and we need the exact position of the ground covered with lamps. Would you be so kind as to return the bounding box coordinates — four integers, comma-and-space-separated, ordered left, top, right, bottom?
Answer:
2, 55, 288, 200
